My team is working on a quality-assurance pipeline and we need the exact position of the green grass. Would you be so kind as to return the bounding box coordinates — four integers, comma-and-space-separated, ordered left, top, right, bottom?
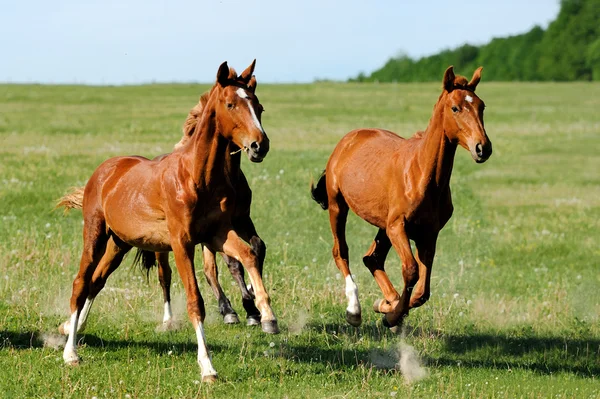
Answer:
0, 81, 599, 398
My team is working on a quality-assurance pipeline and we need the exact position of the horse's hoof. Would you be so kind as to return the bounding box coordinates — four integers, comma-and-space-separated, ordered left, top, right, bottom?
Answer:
345, 311, 362, 327
223, 313, 240, 324
381, 315, 401, 329
246, 315, 261, 326
261, 320, 280, 334
202, 374, 218, 384
64, 354, 81, 366
373, 298, 391, 313
156, 320, 176, 332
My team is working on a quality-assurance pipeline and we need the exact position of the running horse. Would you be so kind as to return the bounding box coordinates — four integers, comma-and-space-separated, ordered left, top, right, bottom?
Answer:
311, 66, 492, 328
57, 60, 277, 382
150, 88, 265, 327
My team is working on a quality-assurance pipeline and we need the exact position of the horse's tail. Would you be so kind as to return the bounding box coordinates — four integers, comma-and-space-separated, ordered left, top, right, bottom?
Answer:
132, 249, 157, 279
55, 186, 85, 213
310, 170, 328, 210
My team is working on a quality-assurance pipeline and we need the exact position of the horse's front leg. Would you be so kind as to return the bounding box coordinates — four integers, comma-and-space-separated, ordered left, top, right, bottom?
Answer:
410, 235, 438, 309
363, 229, 401, 315
212, 229, 278, 334
385, 220, 419, 328
170, 236, 217, 382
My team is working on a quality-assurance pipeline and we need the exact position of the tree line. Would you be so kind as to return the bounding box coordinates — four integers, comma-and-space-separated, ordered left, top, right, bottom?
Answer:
353, 0, 600, 82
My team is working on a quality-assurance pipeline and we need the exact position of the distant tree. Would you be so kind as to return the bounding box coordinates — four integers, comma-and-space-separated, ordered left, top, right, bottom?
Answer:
354, 0, 600, 82
587, 38, 600, 80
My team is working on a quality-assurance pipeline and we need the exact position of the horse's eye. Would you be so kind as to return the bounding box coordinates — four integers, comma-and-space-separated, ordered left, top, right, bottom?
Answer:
226, 103, 234, 110
259, 104, 265, 113
451, 106, 459, 113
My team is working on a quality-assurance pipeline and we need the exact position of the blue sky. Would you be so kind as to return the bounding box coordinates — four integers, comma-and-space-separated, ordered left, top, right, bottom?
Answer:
1, 0, 560, 84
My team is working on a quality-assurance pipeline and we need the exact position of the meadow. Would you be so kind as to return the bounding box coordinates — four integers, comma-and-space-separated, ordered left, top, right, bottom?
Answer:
0, 79, 599, 398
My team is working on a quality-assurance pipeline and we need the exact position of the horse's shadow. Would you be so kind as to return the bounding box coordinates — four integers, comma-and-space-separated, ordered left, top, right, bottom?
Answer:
0, 329, 224, 354
431, 332, 600, 377
3, 325, 599, 378
283, 321, 600, 378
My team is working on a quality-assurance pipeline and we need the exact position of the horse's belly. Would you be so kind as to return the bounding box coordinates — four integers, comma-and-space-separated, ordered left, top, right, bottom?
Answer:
108, 217, 171, 251
339, 165, 390, 229
343, 186, 389, 229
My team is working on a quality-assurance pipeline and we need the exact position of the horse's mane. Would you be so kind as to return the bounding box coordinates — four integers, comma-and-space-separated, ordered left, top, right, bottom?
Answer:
175, 93, 209, 150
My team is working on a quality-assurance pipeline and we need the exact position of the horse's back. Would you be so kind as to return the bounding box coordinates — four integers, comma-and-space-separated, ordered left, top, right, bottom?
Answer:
328, 128, 405, 173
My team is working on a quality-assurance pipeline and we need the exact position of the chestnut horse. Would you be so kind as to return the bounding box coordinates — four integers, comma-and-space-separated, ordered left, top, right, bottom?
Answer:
57, 89, 264, 331
311, 66, 492, 328
151, 91, 264, 327
57, 60, 276, 382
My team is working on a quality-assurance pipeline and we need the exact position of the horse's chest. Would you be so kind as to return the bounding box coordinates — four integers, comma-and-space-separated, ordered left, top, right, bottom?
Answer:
406, 191, 453, 234
189, 195, 235, 239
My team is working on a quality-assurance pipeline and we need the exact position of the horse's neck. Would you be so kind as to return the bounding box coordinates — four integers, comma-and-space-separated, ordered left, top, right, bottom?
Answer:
184, 110, 237, 188
416, 103, 457, 191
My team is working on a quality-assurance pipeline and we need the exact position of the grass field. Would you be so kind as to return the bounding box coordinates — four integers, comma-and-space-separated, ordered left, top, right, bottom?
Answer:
0, 79, 599, 398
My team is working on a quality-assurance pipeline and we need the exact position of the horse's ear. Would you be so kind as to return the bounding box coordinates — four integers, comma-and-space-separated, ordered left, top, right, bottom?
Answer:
240, 59, 256, 83
443, 66, 455, 92
217, 61, 229, 86
467, 66, 483, 90
248, 75, 257, 93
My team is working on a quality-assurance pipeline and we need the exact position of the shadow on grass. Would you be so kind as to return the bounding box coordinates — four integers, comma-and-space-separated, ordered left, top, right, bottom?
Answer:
0, 330, 224, 355
431, 332, 600, 378
3, 326, 598, 378
286, 322, 600, 377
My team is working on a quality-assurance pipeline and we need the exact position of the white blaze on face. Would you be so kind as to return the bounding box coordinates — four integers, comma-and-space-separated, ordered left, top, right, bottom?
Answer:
465, 95, 473, 103
345, 275, 360, 315
195, 322, 217, 378
236, 88, 264, 133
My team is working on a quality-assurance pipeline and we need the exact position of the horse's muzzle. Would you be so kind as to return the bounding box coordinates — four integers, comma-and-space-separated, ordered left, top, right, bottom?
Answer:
247, 138, 269, 163
472, 141, 492, 163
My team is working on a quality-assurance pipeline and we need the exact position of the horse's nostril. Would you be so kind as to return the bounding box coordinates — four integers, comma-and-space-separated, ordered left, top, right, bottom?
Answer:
250, 141, 260, 151
476, 143, 483, 156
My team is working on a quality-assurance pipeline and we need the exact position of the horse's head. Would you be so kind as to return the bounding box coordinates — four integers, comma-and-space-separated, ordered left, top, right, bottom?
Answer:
212, 60, 269, 163
440, 66, 492, 163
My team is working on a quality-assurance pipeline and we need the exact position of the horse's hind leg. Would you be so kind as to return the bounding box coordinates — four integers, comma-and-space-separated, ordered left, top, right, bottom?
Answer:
59, 234, 130, 336
203, 246, 240, 324
363, 229, 400, 315
156, 252, 174, 328
226, 216, 263, 325
62, 218, 109, 365
328, 195, 362, 327
221, 253, 261, 326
